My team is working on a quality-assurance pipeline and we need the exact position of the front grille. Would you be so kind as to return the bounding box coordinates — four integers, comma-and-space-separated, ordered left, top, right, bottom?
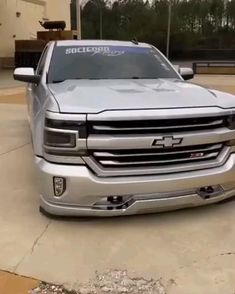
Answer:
85, 116, 230, 176
91, 143, 224, 169
89, 116, 227, 135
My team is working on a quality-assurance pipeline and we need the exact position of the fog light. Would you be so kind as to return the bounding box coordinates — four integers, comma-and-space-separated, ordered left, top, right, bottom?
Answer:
53, 177, 66, 197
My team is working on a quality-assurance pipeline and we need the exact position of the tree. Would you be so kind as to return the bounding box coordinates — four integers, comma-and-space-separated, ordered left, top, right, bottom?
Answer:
72, 0, 235, 57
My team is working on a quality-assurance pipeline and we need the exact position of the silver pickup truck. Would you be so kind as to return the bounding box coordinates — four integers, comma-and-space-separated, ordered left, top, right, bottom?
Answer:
14, 40, 235, 217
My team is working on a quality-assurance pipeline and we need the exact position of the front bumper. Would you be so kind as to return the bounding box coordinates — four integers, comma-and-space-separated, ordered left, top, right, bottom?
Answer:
36, 154, 235, 217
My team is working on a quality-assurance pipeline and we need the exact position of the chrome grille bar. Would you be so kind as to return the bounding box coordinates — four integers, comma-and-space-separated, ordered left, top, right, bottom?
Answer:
90, 142, 225, 171
93, 144, 223, 158
83, 146, 231, 177
99, 152, 219, 166
89, 116, 227, 135
92, 119, 224, 132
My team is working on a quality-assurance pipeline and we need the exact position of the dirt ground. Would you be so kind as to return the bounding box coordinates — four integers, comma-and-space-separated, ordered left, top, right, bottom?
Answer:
0, 271, 38, 294
0, 87, 26, 104
193, 74, 235, 95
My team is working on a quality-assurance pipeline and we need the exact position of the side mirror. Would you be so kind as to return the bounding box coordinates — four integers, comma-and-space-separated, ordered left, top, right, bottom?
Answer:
13, 68, 40, 85
179, 67, 194, 80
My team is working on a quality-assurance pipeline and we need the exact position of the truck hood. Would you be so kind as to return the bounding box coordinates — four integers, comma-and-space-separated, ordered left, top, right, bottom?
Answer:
48, 79, 235, 114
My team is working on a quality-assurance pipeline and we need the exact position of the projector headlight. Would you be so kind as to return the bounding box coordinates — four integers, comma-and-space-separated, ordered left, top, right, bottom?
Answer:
45, 130, 76, 148
44, 118, 87, 155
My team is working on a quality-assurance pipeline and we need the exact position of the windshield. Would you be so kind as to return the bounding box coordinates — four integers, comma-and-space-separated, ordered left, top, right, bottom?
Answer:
48, 45, 179, 83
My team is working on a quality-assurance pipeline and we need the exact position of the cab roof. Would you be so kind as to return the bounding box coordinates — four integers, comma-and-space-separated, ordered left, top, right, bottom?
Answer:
56, 40, 151, 48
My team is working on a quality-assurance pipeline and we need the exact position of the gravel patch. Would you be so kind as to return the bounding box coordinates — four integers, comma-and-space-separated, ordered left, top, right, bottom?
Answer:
29, 270, 175, 294
29, 282, 76, 294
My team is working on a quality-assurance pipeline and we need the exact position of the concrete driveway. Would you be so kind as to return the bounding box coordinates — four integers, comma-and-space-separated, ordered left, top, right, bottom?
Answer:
0, 76, 235, 293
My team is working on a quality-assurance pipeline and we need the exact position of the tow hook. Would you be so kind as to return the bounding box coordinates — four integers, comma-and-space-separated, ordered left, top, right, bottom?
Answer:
197, 185, 223, 199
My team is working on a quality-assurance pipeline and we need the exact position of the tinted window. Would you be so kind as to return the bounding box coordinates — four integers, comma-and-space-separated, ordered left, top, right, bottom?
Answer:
48, 45, 179, 83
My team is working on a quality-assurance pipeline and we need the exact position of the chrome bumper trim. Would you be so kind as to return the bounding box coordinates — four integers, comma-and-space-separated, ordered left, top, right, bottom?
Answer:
40, 188, 235, 217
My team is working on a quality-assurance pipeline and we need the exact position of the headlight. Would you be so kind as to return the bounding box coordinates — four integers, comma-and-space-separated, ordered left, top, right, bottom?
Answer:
44, 130, 76, 148
44, 118, 87, 155
45, 118, 85, 131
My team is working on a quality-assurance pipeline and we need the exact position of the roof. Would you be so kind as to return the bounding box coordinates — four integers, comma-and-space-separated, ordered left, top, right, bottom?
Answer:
56, 40, 151, 48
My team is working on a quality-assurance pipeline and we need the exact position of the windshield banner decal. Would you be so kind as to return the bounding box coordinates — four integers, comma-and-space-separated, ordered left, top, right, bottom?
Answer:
65, 46, 150, 56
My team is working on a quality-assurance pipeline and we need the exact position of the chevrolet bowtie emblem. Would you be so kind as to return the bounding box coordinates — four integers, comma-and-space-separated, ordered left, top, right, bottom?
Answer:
152, 136, 183, 148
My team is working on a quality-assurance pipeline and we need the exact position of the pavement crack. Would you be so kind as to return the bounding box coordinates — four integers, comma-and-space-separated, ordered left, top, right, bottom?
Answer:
0, 142, 30, 157
173, 251, 235, 276
13, 221, 52, 273
13, 251, 29, 273
30, 221, 52, 254
219, 252, 235, 256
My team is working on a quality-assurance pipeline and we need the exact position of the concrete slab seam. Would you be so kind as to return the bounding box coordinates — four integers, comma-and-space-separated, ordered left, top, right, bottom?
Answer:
0, 143, 30, 158
13, 220, 52, 273
171, 251, 235, 278
30, 221, 52, 255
